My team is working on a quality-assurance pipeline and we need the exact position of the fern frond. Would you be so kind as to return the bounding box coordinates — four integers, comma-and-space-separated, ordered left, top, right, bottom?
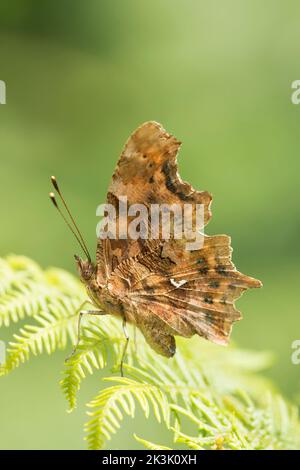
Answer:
171, 391, 300, 450
0, 257, 17, 296
60, 318, 136, 411
134, 434, 172, 450
0, 256, 85, 327
0, 296, 80, 375
85, 377, 170, 450
223, 391, 300, 450
85, 349, 299, 450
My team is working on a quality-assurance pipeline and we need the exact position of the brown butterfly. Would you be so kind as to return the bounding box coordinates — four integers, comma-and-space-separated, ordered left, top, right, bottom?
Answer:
50, 121, 262, 375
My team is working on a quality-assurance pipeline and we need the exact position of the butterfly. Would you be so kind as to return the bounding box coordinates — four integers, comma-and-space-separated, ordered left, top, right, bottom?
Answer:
50, 121, 262, 375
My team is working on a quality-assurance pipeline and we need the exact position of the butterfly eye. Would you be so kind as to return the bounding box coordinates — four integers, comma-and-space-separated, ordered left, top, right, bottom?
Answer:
143, 154, 147, 159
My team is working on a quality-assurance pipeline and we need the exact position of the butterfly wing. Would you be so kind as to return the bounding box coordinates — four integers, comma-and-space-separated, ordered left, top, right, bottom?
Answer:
107, 121, 211, 219
109, 235, 261, 355
96, 121, 212, 283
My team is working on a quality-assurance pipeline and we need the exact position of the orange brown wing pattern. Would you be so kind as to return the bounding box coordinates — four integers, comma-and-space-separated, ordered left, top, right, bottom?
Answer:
108, 121, 212, 218
96, 121, 212, 280
107, 235, 261, 356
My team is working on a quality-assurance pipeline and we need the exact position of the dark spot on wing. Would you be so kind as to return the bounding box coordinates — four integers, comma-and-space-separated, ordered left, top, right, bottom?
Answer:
204, 296, 213, 304
204, 311, 214, 322
147, 193, 157, 204
178, 191, 192, 201
216, 265, 228, 276
162, 161, 177, 193
149, 176, 154, 184
143, 285, 155, 294
209, 280, 220, 288
199, 267, 209, 275
162, 161, 192, 201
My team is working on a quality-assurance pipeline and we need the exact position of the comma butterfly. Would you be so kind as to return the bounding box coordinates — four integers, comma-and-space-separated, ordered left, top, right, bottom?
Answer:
50, 122, 262, 375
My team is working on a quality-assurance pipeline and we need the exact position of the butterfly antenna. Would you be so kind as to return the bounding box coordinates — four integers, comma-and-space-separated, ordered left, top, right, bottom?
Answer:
49, 177, 91, 262
50, 176, 91, 261
49, 192, 91, 261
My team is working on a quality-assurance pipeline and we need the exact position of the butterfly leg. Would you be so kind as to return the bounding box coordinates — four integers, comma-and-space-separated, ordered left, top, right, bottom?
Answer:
120, 316, 129, 377
65, 307, 106, 362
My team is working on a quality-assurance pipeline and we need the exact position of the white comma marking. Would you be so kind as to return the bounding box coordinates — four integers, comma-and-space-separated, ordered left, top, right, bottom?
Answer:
170, 278, 188, 288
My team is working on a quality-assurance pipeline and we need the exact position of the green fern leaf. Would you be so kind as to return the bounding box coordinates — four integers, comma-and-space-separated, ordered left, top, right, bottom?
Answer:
85, 377, 170, 450
1, 296, 80, 374
0, 256, 85, 327
60, 318, 136, 411
134, 434, 172, 450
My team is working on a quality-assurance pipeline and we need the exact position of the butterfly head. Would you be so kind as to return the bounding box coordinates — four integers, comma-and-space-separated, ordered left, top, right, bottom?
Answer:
74, 255, 95, 282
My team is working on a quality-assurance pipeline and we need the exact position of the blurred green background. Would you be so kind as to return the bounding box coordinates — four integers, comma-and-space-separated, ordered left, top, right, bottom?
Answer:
0, 0, 300, 449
